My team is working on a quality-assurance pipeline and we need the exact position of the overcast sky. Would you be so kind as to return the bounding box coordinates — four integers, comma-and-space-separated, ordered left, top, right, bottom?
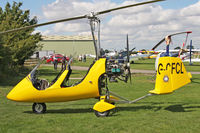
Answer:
0, 0, 199, 51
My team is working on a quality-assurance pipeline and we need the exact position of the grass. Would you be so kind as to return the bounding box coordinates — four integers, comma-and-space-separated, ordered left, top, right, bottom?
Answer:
182, 62, 200, 72
1, 61, 200, 133
72, 58, 95, 67
131, 58, 156, 70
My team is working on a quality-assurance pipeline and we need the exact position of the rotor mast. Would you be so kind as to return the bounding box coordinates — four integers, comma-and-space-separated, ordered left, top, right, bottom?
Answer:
88, 12, 101, 60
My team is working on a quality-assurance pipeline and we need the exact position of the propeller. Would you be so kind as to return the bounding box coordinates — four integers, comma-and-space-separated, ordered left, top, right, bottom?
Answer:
131, 47, 136, 52
0, 0, 165, 35
67, 57, 73, 70
152, 31, 192, 50
178, 31, 192, 56
126, 34, 132, 83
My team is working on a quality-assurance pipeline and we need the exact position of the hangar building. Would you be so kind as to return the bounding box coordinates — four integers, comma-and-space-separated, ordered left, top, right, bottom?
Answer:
38, 35, 95, 57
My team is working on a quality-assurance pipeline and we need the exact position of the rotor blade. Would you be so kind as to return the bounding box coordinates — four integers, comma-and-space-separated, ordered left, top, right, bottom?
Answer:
0, 0, 164, 35
68, 57, 73, 66
97, 0, 165, 15
152, 31, 192, 50
152, 38, 165, 50
131, 47, 136, 52
0, 15, 86, 35
170, 31, 192, 36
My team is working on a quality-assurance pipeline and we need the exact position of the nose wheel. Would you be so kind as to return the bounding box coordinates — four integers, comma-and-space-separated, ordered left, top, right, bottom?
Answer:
32, 103, 46, 114
94, 110, 110, 117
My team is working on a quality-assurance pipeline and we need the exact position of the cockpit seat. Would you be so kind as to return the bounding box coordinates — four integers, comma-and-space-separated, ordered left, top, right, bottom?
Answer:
40, 79, 49, 90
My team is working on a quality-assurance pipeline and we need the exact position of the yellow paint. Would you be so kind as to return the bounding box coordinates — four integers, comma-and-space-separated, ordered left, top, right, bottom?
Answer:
99, 95, 119, 103
149, 54, 157, 59
149, 57, 191, 94
93, 96, 116, 112
7, 58, 106, 103
187, 72, 192, 79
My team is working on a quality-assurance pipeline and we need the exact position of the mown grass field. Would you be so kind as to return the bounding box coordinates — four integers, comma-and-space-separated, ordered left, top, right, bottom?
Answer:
1, 59, 200, 133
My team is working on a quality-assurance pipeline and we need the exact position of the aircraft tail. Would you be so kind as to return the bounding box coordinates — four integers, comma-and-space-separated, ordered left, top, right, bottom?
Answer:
149, 57, 191, 94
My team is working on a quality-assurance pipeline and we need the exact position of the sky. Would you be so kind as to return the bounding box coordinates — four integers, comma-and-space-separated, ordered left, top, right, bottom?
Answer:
0, 0, 200, 51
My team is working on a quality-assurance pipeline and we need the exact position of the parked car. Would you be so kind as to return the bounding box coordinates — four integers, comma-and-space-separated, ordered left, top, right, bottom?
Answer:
45, 54, 70, 63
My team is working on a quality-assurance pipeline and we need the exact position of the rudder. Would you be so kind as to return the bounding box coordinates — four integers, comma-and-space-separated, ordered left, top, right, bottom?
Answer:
149, 57, 191, 94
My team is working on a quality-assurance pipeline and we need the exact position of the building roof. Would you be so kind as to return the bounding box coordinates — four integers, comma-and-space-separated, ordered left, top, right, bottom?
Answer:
42, 35, 94, 41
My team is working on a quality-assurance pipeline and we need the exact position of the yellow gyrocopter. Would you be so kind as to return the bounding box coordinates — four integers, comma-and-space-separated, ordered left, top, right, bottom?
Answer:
2, 0, 191, 117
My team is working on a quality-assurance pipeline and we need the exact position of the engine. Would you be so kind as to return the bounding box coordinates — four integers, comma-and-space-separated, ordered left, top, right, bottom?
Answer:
106, 59, 129, 82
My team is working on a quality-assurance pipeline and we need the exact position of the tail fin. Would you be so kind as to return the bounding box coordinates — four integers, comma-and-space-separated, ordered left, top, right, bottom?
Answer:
149, 57, 191, 94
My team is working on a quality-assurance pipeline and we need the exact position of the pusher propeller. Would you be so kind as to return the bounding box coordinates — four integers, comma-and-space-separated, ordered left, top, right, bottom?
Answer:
126, 34, 132, 83
0, 0, 165, 35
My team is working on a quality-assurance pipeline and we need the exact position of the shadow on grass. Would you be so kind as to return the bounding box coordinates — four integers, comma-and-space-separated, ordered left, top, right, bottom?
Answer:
24, 108, 93, 114
191, 78, 200, 84
165, 104, 188, 112
115, 104, 200, 115
116, 105, 162, 112
135, 102, 200, 112
22, 103, 200, 116
134, 101, 200, 105
23, 105, 162, 115
165, 104, 200, 112
47, 108, 93, 114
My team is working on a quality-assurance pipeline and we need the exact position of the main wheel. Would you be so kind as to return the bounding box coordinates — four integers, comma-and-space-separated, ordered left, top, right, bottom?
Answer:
94, 110, 110, 117
32, 103, 46, 114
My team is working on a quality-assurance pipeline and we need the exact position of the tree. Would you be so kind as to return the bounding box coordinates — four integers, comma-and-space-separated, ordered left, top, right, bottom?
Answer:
0, 2, 41, 69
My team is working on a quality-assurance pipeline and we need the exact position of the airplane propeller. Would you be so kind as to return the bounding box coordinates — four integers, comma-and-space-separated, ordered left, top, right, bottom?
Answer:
0, 0, 165, 35
126, 34, 132, 83
152, 31, 192, 50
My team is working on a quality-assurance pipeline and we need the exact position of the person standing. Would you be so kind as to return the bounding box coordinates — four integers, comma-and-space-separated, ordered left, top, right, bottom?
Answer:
53, 55, 58, 70
61, 55, 67, 70
165, 35, 171, 56
83, 54, 86, 62
160, 36, 171, 57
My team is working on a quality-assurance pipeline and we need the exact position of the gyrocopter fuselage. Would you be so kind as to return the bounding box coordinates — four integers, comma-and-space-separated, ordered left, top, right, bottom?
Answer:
7, 51, 131, 116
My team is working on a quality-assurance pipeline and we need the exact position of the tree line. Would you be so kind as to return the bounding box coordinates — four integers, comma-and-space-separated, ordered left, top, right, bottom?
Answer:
0, 2, 41, 73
